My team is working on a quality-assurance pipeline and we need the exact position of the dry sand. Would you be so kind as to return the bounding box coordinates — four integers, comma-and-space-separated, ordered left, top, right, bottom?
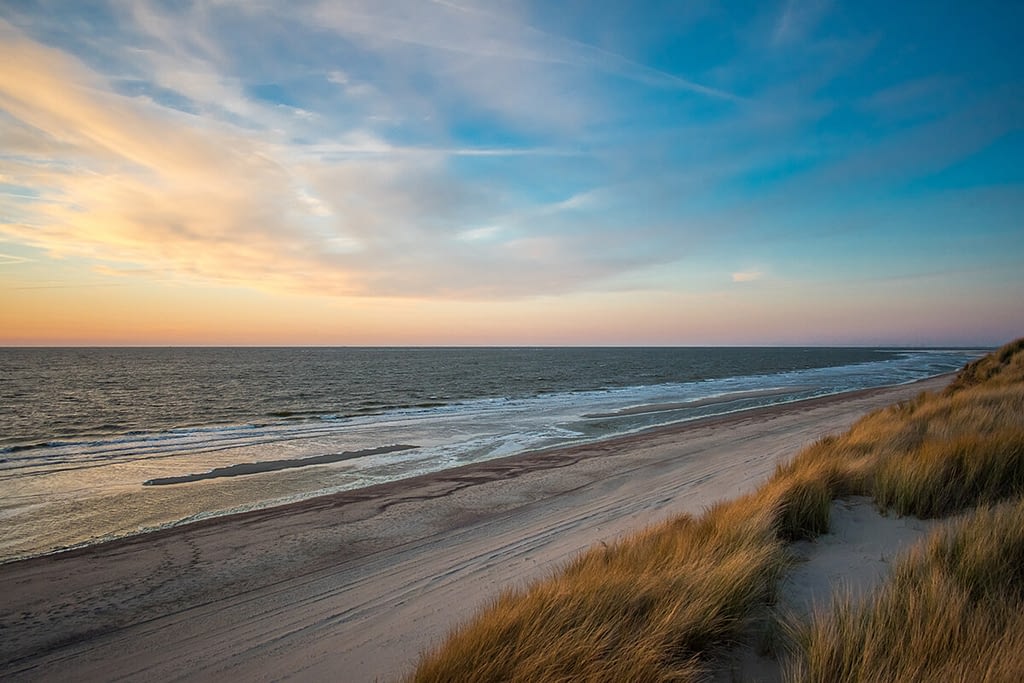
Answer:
0, 376, 949, 682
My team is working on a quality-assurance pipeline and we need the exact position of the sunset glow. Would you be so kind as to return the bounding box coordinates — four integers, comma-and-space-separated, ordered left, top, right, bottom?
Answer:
1, 2, 1022, 345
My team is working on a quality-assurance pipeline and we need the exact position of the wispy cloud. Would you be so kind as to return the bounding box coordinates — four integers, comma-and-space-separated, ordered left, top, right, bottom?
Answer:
1, 0, 761, 306
805, 87, 1024, 190
732, 270, 764, 283
1, 0, 1020, 332
325, 0, 737, 97
0, 252, 31, 265
308, 0, 739, 135
432, 0, 742, 100
772, 0, 831, 46
859, 76, 957, 115
10, 283, 125, 290
0, 15, 693, 300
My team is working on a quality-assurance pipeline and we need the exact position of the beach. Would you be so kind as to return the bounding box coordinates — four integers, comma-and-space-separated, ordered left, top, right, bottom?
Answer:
0, 376, 949, 682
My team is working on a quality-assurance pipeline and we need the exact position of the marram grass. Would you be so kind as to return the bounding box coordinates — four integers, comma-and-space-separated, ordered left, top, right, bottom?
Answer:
871, 386, 1024, 517
787, 499, 1024, 683
410, 338, 1024, 683
413, 499, 789, 682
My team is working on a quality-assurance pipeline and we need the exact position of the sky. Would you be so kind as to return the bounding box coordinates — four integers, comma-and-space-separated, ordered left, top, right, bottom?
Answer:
1, 0, 1022, 346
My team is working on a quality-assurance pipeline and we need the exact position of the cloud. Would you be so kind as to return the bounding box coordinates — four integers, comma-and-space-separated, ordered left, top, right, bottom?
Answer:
772, 0, 831, 46
309, 0, 738, 134
732, 270, 763, 283
425, 0, 741, 100
457, 226, 502, 242
0, 20, 354, 294
5, 1, 1014, 310
803, 87, 1024, 191
0, 17, 693, 300
858, 76, 957, 116
0, 252, 31, 265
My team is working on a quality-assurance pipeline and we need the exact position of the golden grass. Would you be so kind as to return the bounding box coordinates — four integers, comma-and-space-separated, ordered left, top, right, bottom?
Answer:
413, 499, 788, 682
787, 499, 1024, 682
871, 386, 1024, 517
945, 337, 1024, 392
410, 338, 1024, 682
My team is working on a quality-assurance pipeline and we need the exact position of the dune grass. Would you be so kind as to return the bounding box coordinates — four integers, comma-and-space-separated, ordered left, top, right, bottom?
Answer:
410, 338, 1024, 683
788, 499, 1024, 682
782, 338, 1024, 682
944, 337, 1024, 392
413, 498, 789, 682
871, 384, 1024, 517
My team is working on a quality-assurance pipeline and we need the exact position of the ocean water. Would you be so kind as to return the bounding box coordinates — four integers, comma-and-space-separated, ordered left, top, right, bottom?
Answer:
0, 347, 979, 562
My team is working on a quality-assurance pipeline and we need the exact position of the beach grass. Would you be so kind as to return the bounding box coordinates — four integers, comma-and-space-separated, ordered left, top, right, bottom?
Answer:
788, 499, 1024, 682
410, 338, 1024, 682
413, 498, 788, 682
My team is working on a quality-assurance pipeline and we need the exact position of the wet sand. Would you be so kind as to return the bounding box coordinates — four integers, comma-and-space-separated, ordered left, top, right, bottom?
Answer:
0, 376, 949, 682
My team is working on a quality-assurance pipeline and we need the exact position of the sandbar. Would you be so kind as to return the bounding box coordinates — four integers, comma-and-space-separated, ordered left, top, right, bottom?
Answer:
142, 444, 417, 485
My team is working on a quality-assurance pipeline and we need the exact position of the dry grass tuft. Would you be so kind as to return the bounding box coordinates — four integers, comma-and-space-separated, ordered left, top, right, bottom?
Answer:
413, 500, 788, 682
770, 338, 1024, 518
757, 455, 838, 541
787, 500, 1024, 682
945, 337, 1024, 393
871, 384, 1024, 517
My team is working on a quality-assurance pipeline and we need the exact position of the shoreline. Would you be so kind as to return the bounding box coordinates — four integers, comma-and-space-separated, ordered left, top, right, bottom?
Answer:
0, 374, 952, 682
581, 385, 808, 418
5, 374, 948, 568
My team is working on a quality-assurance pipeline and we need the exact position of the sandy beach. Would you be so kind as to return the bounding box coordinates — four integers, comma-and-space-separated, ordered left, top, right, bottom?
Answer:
0, 376, 949, 682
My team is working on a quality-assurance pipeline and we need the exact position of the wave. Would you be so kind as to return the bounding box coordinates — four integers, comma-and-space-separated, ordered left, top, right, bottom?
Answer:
2, 350, 978, 475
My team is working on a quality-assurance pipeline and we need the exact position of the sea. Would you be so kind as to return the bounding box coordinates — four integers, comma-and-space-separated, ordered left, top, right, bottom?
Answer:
0, 347, 981, 563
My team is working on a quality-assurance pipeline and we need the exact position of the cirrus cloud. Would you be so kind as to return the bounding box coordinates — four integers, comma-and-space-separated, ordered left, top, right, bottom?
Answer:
732, 270, 764, 283
0, 13, 684, 300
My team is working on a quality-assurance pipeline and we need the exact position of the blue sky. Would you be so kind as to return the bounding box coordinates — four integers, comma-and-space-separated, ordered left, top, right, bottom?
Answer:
0, 0, 1022, 345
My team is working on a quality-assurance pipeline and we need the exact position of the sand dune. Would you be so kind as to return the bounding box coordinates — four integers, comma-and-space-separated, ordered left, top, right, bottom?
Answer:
0, 377, 948, 682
